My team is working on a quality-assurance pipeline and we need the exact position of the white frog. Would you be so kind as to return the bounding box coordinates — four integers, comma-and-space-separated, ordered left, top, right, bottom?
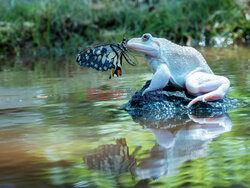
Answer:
127, 33, 230, 107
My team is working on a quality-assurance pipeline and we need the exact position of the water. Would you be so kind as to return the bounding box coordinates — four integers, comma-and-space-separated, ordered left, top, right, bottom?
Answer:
0, 47, 249, 188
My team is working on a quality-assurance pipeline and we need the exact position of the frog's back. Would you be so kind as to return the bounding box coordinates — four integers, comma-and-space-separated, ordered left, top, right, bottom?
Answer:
160, 39, 213, 88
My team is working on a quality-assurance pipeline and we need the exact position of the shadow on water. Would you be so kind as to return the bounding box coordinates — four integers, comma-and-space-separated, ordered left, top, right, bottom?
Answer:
83, 113, 232, 183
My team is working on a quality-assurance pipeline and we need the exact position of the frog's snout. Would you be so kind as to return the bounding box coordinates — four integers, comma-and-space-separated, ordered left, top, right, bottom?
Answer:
127, 38, 140, 48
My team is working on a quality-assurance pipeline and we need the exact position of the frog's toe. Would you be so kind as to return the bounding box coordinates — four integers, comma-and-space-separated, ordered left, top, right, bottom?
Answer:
203, 93, 223, 101
187, 92, 224, 108
142, 88, 149, 96
187, 96, 203, 108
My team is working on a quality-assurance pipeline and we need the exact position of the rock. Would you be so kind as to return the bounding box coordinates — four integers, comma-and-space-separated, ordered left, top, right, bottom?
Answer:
123, 80, 242, 126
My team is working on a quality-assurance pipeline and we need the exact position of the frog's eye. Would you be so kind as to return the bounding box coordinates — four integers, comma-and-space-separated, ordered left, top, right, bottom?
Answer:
142, 34, 150, 41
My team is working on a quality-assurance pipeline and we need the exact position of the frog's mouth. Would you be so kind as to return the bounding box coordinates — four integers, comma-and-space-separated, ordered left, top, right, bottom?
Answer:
127, 38, 160, 57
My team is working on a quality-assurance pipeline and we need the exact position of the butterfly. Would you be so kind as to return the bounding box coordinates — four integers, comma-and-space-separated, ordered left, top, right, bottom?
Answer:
76, 37, 136, 79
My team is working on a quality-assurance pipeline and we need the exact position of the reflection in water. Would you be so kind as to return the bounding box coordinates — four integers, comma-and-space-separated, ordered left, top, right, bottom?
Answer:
84, 138, 141, 177
84, 114, 232, 181
137, 113, 232, 180
0, 47, 248, 187
0, 128, 72, 186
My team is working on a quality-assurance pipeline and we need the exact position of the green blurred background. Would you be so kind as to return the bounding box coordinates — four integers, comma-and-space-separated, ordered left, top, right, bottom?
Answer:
0, 0, 249, 60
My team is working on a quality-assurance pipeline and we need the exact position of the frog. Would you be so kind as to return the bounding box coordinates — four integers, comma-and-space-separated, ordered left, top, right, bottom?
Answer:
127, 33, 230, 107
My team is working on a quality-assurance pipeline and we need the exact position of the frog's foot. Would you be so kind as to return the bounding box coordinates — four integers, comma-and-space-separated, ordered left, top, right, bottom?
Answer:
186, 72, 230, 108
142, 88, 150, 96
142, 64, 170, 96
187, 91, 225, 107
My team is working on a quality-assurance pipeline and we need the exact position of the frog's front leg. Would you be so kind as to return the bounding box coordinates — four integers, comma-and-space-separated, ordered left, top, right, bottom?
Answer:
186, 72, 230, 108
142, 64, 170, 96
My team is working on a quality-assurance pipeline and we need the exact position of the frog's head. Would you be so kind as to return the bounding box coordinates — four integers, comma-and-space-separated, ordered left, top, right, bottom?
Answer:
127, 33, 161, 58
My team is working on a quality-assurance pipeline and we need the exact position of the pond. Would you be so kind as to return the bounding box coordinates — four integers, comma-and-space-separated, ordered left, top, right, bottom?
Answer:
0, 46, 249, 187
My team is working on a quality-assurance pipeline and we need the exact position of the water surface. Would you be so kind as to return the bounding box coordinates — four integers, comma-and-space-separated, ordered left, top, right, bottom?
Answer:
0, 47, 249, 187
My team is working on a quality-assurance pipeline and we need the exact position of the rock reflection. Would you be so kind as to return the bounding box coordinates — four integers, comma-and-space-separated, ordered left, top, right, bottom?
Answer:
136, 113, 232, 180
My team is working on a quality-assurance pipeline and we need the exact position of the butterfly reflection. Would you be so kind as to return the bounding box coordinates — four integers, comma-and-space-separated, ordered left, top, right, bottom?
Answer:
83, 113, 232, 181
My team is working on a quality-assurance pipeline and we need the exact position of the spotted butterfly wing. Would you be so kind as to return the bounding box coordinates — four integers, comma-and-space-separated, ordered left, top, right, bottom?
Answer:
77, 45, 115, 71
76, 38, 136, 79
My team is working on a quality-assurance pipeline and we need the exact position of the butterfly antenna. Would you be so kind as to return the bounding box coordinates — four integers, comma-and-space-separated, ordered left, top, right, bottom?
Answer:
122, 29, 128, 43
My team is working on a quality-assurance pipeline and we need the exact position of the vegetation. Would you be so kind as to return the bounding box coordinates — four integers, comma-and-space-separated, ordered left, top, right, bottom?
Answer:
0, 0, 249, 59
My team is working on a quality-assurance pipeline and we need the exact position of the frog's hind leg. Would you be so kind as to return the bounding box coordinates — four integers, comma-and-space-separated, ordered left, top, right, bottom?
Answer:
142, 64, 170, 96
186, 72, 230, 108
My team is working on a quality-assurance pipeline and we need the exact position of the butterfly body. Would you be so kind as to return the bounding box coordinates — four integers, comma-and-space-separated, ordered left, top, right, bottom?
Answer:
76, 38, 136, 78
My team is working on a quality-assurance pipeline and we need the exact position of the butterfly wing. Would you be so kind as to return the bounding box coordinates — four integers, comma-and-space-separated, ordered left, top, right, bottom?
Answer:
76, 44, 116, 71
76, 42, 137, 78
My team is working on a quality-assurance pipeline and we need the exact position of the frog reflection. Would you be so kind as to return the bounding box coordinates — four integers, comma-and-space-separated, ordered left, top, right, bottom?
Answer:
83, 114, 232, 181
136, 113, 232, 180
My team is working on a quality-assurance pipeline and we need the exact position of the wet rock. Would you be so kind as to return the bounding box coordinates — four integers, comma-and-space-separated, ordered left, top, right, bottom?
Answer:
123, 80, 242, 126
